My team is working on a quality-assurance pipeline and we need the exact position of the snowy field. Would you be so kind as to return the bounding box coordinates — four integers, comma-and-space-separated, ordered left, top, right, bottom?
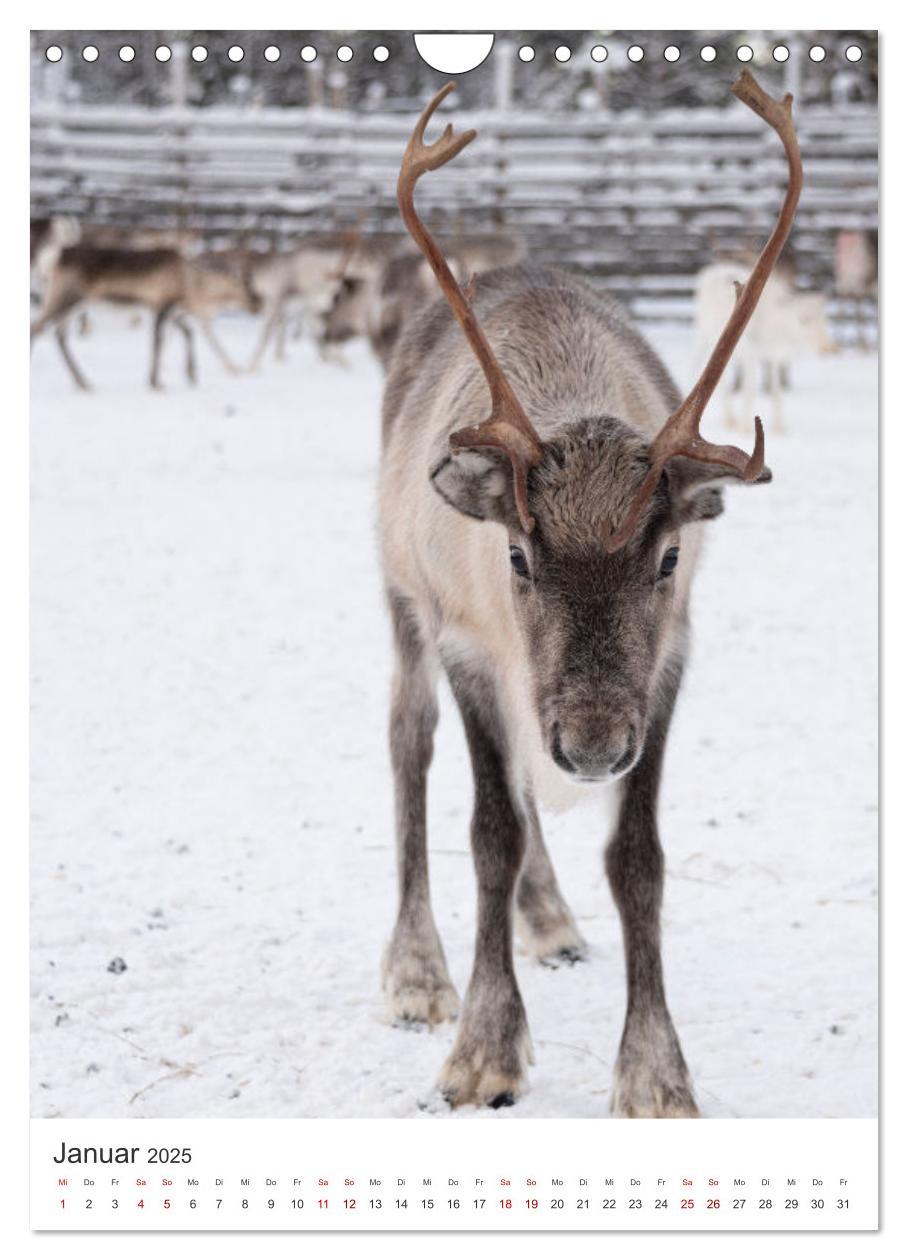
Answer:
30, 307, 877, 1120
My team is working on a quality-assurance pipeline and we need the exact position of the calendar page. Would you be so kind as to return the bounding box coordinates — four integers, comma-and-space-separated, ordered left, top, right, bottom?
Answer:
28, 27, 879, 1235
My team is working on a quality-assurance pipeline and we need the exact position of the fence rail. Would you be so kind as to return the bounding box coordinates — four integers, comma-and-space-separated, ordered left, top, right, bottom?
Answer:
31, 100, 878, 317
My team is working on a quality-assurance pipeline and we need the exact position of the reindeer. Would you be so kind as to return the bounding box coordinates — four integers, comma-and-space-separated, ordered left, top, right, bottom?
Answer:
324, 232, 526, 367
378, 72, 800, 1115
446, 230, 526, 285
30, 245, 259, 390
321, 245, 434, 366
30, 215, 80, 298
244, 224, 365, 370
693, 261, 833, 433
78, 223, 202, 254
834, 228, 878, 350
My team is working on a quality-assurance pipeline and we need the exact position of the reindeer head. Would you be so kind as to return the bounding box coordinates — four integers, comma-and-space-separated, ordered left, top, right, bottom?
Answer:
193, 260, 263, 316
321, 274, 368, 345
401, 75, 801, 781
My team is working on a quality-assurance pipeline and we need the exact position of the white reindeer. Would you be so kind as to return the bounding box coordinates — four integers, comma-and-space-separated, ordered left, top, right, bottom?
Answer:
693, 261, 833, 433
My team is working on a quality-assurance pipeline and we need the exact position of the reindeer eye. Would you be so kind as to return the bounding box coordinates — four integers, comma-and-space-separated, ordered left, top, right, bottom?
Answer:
659, 547, 679, 578
509, 546, 530, 578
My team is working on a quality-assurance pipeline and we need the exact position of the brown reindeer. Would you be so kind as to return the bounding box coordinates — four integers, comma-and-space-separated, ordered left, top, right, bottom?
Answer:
378, 72, 800, 1114
30, 245, 259, 390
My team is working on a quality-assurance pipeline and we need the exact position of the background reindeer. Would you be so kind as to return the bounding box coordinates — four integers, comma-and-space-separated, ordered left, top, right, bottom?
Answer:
378, 72, 799, 1115
693, 260, 834, 433
322, 231, 526, 366
30, 245, 260, 389
240, 226, 365, 370
834, 228, 878, 350
30, 215, 80, 299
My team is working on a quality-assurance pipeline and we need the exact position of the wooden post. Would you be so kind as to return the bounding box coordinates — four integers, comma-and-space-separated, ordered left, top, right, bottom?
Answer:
494, 37, 514, 111
169, 39, 188, 109
168, 42, 190, 233
306, 61, 324, 108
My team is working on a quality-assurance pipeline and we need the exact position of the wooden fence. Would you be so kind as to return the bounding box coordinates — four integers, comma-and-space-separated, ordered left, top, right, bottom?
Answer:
31, 99, 878, 318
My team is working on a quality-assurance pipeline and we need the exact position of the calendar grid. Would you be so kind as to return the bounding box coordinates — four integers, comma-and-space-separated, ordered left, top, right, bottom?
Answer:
31, 1118, 877, 1231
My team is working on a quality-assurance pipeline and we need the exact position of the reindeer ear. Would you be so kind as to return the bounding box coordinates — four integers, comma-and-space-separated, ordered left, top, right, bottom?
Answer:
668, 457, 772, 526
430, 449, 516, 524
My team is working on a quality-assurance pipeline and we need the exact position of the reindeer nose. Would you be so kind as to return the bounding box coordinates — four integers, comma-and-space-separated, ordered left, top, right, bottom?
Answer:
550, 720, 639, 781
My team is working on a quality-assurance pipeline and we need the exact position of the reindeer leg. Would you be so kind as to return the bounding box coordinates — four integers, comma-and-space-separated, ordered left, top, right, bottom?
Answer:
31, 288, 90, 389
436, 655, 531, 1108
382, 591, 459, 1027
150, 303, 174, 390
197, 316, 240, 375
54, 320, 91, 391
606, 653, 698, 1118
274, 308, 288, 362
770, 361, 786, 434
515, 794, 587, 965
738, 354, 757, 434
172, 314, 197, 386
723, 361, 738, 429
247, 299, 282, 372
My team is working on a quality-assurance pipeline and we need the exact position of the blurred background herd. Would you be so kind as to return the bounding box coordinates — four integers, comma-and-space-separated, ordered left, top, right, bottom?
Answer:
30, 29, 878, 420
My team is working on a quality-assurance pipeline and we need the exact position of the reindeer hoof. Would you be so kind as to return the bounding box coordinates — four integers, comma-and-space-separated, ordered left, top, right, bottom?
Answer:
611, 1056, 699, 1118
611, 1086, 700, 1119
436, 1002, 531, 1109
382, 936, 460, 1027
539, 943, 588, 969
437, 1057, 527, 1110
386, 980, 460, 1028
515, 907, 587, 967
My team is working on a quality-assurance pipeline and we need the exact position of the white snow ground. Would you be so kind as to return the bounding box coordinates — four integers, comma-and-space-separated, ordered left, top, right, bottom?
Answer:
30, 308, 877, 1119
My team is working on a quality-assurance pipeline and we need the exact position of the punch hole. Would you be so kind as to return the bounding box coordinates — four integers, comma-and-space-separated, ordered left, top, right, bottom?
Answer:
228, 46, 244, 63
773, 46, 790, 63
191, 46, 208, 63
264, 46, 280, 63
82, 45, 99, 63
518, 45, 535, 63
373, 46, 390, 63
413, 34, 494, 74
663, 46, 680, 63
809, 45, 826, 63
118, 45, 135, 63
627, 45, 644, 63
300, 46, 317, 63
337, 46, 353, 63
736, 46, 754, 63
45, 45, 62, 63
555, 46, 571, 63
846, 45, 863, 62
590, 45, 607, 63
699, 45, 716, 63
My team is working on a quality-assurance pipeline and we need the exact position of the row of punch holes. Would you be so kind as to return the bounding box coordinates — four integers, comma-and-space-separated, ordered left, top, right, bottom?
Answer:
44, 42, 864, 66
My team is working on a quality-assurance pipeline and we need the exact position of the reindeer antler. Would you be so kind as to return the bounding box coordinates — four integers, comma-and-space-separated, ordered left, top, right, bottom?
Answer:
397, 82, 545, 532
602, 69, 803, 552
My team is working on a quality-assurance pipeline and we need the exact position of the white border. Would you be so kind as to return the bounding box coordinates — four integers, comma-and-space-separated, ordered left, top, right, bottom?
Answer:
6, 8, 895, 1258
